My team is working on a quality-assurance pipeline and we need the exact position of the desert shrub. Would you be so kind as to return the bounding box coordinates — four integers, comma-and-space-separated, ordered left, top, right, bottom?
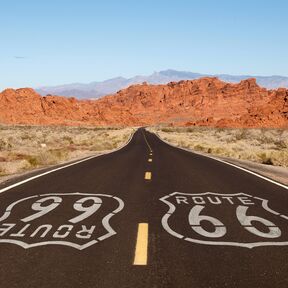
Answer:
258, 152, 274, 165
62, 136, 74, 145
25, 155, 39, 167
49, 149, 69, 160
212, 147, 227, 155
234, 129, 249, 141
37, 149, 69, 165
0, 166, 6, 176
161, 128, 173, 133
194, 144, 206, 152
0, 140, 7, 150
20, 133, 32, 141
178, 140, 190, 149
274, 140, 287, 150
269, 151, 288, 167
0, 139, 12, 150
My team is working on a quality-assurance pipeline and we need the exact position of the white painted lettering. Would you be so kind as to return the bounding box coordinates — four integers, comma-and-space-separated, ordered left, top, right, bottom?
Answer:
238, 197, 255, 205
192, 197, 205, 205
222, 197, 234, 204
10, 224, 31, 237
0, 224, 16, 236
53, 225, 73, 239
175, 196, 188, 204
207, 196, 222, 205
76, 225, 96, 239
31, 224, 53, 238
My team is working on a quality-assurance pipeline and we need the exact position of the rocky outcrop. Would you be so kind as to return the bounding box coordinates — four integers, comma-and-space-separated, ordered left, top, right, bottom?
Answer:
0, 88, 137, 126
0, 78, 287, 128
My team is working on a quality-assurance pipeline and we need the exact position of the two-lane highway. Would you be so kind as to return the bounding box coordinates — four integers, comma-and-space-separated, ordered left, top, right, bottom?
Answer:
0, 128, 288, 287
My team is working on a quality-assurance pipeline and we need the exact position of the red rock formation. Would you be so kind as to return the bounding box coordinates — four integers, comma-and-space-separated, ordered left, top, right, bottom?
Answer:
0, 78, 287, 128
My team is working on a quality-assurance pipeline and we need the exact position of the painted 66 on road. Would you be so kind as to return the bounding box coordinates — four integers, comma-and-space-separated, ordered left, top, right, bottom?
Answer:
160, 192, 288, 248
0, 192, 124, 250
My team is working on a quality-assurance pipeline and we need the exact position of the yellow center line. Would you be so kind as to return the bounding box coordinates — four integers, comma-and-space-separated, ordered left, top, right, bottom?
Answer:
144, 171, 152, 180
133, 223, 149, 265
142, 130, 153, 153
148, 158, 152, 162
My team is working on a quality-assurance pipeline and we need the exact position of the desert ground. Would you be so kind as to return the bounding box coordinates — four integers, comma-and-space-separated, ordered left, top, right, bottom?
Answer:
0, 125, 134, 179
150, 126, 288, 167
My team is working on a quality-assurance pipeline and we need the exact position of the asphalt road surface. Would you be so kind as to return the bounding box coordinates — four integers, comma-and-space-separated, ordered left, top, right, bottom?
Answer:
0, 128, 288, 288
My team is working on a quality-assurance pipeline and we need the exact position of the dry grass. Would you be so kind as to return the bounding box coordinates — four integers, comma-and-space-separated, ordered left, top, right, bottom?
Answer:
0, 125, 134, 177
149, 126, 288, 167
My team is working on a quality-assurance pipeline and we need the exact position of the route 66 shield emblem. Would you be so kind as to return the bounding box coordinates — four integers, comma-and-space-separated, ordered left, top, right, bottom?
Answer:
160, 192, 288, 248
0, 192, 124, 250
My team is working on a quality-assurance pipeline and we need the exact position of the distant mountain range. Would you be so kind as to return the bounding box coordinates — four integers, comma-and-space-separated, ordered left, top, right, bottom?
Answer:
36, 69, 288, 99
2, 78, 288, 128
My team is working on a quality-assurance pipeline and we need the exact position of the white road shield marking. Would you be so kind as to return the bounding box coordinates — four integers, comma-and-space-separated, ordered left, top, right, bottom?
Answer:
0, 192, 124, 250
160, 192, 288, 248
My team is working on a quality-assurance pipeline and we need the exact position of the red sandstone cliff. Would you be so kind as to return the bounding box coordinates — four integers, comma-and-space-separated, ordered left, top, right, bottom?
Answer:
0, 78, 287, 128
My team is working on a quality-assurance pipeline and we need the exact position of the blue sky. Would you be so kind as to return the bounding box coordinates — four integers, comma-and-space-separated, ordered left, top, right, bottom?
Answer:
0, 0, 287, 90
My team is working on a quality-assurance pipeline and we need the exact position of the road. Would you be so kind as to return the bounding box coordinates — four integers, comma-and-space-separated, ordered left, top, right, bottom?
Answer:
0, 128, 288, 288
